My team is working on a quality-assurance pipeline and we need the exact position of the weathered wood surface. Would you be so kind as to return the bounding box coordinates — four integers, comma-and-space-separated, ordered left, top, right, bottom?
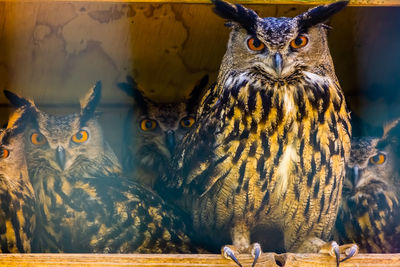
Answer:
1, 1, 400, 7
0, 2, 399, 139
0, 253, 400, 266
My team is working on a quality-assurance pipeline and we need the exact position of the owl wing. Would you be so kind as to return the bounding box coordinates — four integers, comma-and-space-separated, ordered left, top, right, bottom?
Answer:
160, 84, 226, 198
34, 174, 203, 253
336, 180, 400, 252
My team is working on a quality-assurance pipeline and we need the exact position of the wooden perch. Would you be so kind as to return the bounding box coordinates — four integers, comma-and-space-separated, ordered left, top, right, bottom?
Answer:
0, 253, 400, 266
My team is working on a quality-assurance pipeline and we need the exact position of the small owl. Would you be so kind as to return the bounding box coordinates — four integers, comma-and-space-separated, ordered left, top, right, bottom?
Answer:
335, 119, 400, 253
4, 85, 206, 254
0, 107, 36, 252
157, 1, 353, 266
118, 75, 209, 188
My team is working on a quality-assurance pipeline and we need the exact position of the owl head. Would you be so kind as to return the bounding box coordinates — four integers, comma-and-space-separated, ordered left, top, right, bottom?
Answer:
4, 82, 121, 177
212, 0, 348, 83
346, 119, 400, 196
118, 75, 209, 175
0, 106, 33, 192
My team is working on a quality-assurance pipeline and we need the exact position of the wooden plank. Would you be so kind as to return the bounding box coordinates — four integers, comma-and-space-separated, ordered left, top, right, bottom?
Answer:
1, 253, 400, 266
0, 0, 400, 7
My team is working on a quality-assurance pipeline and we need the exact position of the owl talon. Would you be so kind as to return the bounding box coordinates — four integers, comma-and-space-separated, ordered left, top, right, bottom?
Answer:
223, 246, 242, 267
251, 243, 261, 267
334, 242, 340, 267
339, 244, 358, 263
319, 241, 340, 267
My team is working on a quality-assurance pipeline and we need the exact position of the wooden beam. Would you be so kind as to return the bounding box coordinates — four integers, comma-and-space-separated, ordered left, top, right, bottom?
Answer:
0, 0, 399, 7
1, 253, 400, 266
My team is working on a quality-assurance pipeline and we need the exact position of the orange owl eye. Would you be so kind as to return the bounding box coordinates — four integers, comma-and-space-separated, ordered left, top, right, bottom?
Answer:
31, 133, 47, 146
71, 129, 89, 144
247, 37, 265, 52
369, 153, 386, 165
290, 35, 308, 49
140, 119, 157, 131
0, 148, 9, 159
180, 116, 195, 128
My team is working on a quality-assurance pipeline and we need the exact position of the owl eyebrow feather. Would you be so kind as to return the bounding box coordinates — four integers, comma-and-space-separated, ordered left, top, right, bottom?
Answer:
117, 75, 148, 113
296, 1, 348, 31
80, 81, 102, 127
212, 0, 259, 34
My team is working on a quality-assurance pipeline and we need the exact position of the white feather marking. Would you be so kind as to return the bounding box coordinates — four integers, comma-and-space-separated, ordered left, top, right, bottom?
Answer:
236, 73, 249, 86
276, 144, 298, 195
304, 71, 327, 86
225, 76, 233, 87
284, 92, 294, 115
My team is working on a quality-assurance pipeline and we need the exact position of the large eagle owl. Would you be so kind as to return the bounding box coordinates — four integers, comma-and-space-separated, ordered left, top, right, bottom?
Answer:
157, 1, 355, 266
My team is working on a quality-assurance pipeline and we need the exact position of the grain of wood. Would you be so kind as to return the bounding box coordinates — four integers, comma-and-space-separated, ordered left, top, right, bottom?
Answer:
1, 1, 400, 7
0, 253, 400, 266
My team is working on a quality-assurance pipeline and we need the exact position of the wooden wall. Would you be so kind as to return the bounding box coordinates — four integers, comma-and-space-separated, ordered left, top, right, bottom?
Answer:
0, 1, 399, 158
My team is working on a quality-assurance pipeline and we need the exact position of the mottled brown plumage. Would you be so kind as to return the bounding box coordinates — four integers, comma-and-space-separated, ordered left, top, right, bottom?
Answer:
5, 84, 204, 254
335, 119, 400, 253
157, 0, 351, 263
118, 75, 209, 188
0, 108, 35, 252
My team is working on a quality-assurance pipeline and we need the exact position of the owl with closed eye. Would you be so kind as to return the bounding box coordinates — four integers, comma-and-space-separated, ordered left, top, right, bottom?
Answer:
156, 1, 355, 266
118, 75, 209, 188
4, 85, 206, 254
334, 119, 400, 253
0, 107, 36, 252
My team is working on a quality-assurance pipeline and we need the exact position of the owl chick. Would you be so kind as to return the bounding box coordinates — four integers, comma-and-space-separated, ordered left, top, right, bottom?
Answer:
334, 119, 400, 253
4, 84, 205, 254
0, 107, 36, 252
117, 75, 209, 188
157, 1, 354, 266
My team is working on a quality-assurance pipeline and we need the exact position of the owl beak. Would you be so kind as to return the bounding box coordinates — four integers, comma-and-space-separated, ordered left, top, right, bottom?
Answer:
352, 166, 359, 186
56, 146, 66, 170
273, 52, 283, 76
165, 130, 176, 155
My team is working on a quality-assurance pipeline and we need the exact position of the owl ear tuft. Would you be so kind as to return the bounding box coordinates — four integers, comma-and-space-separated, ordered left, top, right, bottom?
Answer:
296, 1, 348, 31
3, 90, 38, 126
1, 106, 34, 145
4, 90, 35, 109
117, 75, 148, 113
376, 118, 400, 151
211, 0, 259, 34
187, 74, 209, 114
80, 81, 102, 125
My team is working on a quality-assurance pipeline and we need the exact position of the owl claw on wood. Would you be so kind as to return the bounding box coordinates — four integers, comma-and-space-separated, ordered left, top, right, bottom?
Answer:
222, 242, 261, 267
319, 241, 358, 267
222, 246, 242, 267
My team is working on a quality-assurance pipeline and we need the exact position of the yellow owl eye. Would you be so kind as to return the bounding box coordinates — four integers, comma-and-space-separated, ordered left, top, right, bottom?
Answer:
71, 129, 89, 144
0, 148, 9, 159
247, 37, 265, 52
180, 116, 195, 128
290, 35, 308, 49
369, 153, 386, 165
140, 119, 157, 131
31, 133, 47, 146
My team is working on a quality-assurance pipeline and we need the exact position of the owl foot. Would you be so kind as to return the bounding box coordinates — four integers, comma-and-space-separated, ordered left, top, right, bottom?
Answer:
222, 243, 262, 267
222, 246, 242, 267
251, 243, 262, 267
339, 243, 358, 263
319, 241, 358, 267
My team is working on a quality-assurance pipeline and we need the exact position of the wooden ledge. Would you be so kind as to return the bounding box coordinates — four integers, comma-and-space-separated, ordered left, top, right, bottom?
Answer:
0, 253, 400, 266
0, 0, 399, 7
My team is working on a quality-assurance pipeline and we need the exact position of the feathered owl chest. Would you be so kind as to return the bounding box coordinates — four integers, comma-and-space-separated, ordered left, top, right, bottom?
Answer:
182, 70, 349, 194
169, 69, 351, 243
